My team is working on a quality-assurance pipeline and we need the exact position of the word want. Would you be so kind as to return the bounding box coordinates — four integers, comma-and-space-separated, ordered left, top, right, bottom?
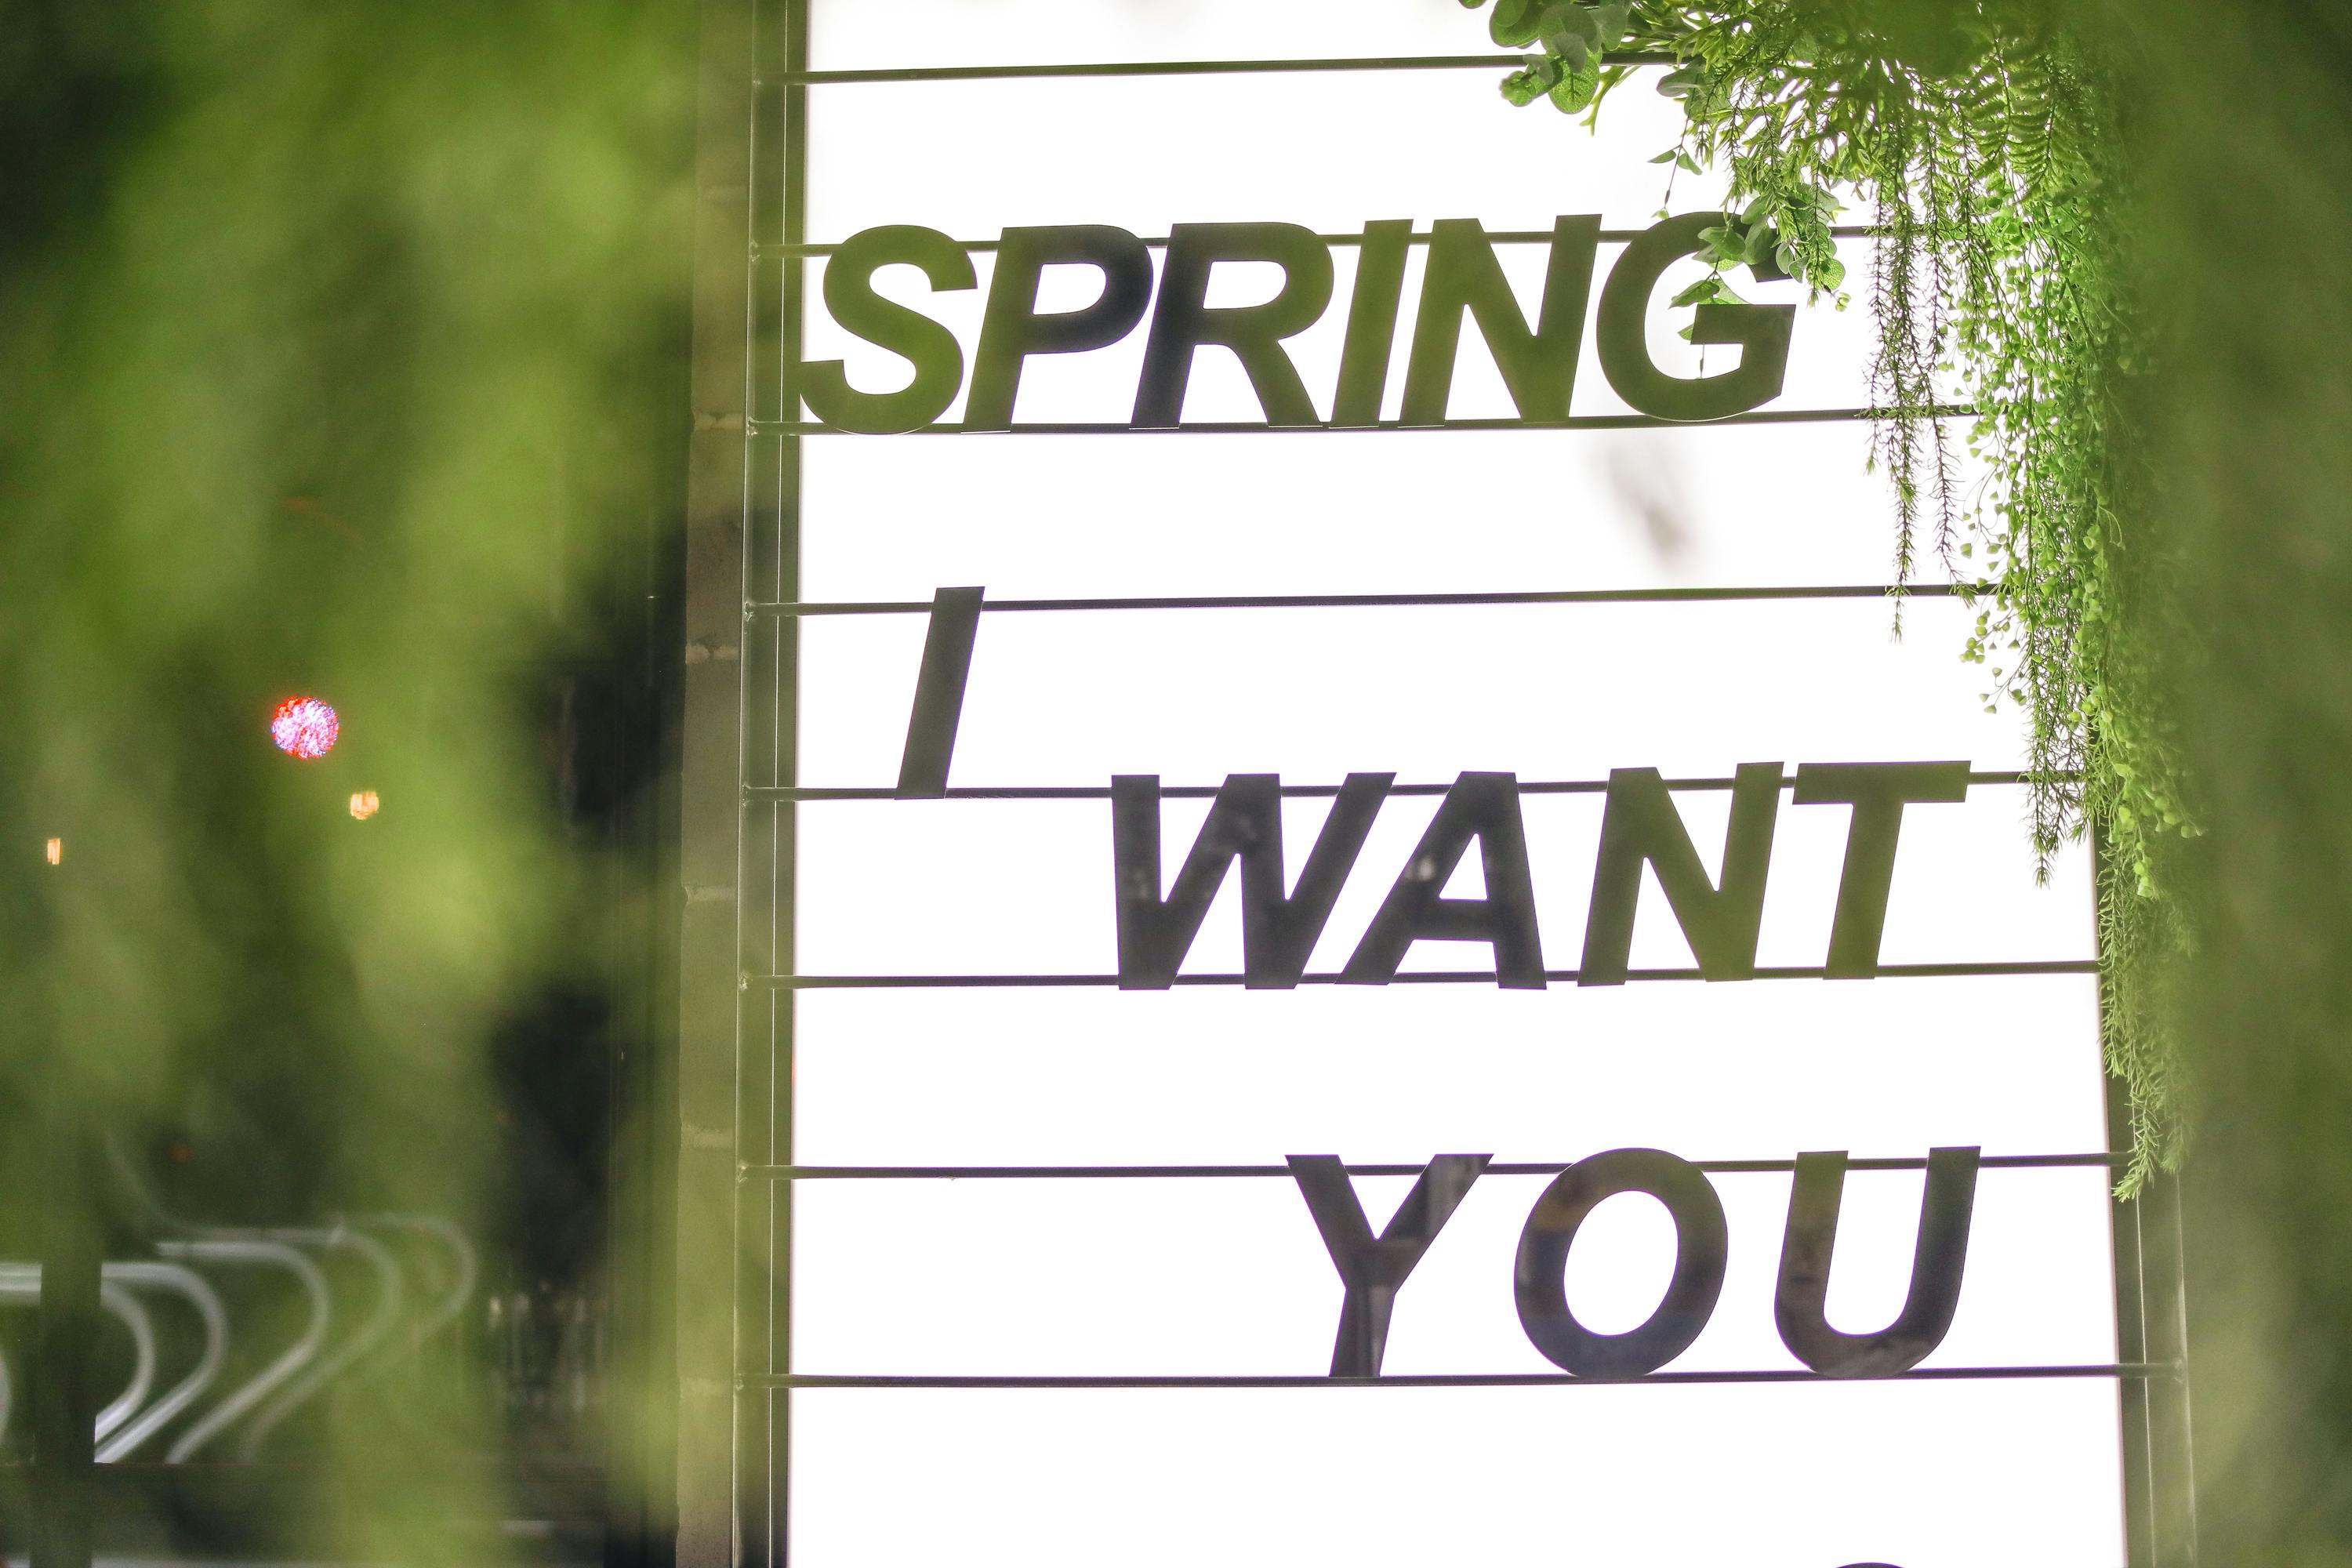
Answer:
1112, 762, 1969, 989
802, 212, 1795, 432
1290, 1145, 1977, 1381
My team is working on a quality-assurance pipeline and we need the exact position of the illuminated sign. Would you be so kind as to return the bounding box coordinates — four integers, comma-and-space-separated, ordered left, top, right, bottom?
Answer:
677, 7, 2186, 1567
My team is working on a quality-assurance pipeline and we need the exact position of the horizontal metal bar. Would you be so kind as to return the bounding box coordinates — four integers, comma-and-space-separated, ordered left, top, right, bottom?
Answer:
754, 960, 2100, 990
751, 1153, 2127, 1180
754, 405, 1972, 437
753, 770, 2041, 802
753, 1363, 2172, 1390
752, 582, 1983, 616
760, 224, 1878, 258
784, 52, 1668, 87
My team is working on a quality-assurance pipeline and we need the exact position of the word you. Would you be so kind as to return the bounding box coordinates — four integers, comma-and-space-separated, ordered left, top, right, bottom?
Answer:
1292, 1145, 1977, 1381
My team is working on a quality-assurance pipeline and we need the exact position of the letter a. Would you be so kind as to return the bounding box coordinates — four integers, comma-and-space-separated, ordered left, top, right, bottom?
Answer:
1341, 772, 1545, 989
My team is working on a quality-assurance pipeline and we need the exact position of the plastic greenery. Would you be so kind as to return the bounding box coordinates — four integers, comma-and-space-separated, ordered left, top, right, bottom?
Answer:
1463, 0, 2187, 1189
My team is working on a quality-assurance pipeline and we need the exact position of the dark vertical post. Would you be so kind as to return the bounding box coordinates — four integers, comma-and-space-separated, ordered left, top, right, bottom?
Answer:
2140, 1168, 2200, 1566
2108, 1067, 2158, 1568
31, 1120, 100, 1568
2099, 826, 2198, 1568
676, 0, 766, 1559
601, 2, 700, 1562
747, 4, 809, 1566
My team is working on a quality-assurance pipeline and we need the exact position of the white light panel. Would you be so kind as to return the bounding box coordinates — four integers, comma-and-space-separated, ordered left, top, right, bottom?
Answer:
771, 9, 2128, 1566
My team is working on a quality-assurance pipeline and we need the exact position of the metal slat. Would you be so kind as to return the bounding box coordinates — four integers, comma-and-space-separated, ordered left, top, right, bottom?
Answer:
758, 1363, 2176, 1390
753, 583, 1982, 615
753, 1154, 2127, 1181
787, 52, 1665, 86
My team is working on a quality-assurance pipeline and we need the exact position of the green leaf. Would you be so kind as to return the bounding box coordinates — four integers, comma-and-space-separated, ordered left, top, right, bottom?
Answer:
1550, 54, 1602, 113
1542, 2, 1603, 52
1775, 241, 1798, 274
1490, 0, 1542, 47
1657, 64, 1708, 100
1740, 194, 1773, 226
1649, 148, 1680, 164
1675, 151, 1704, 175
1815, 256, 1846, 291
1501, 54, 1561, 105
1668, 278, 1720, 307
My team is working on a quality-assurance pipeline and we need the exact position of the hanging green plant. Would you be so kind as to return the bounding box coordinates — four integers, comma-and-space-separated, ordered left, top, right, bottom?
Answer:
1459, 0, 2191, 1190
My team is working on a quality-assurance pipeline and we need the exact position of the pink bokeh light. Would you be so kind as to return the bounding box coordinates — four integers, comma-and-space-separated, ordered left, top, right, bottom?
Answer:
270, 696, 340, 760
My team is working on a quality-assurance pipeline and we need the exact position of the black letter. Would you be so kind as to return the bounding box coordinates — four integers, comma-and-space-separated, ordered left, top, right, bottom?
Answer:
1341, 771, 1545, 989
1330, 220, 1414, 426
1400, 216, 1601, 425
1791, 761, 1971, 977
1134, 223, 1334, 427
966, 225, 1153, 430
895, 588, 985, 797
1597, 212, 1795, 422
800, 225, 977, 434
1580, 764, 1783, 985
1289, 1154, 1490, 1377
1515, 1148, 1728, 1380
1775, 1148, 1980, 1377
1112, 774, 1392, 989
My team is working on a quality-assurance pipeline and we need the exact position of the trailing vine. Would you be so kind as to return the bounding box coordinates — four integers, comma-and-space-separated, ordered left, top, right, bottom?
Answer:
1464, 0, 2189, 1189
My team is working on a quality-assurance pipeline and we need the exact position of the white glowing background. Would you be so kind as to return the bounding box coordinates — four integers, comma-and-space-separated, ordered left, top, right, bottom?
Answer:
775, 8, 2127, 1566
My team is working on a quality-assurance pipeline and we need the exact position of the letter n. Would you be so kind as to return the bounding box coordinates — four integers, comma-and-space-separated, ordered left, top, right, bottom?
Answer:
1399, 215, 1600, 424
1112, 774, 1392, 989
1580, 764, 1782, 984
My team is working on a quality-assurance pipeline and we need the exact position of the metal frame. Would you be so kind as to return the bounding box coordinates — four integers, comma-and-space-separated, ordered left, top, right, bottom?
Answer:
2106, 1027, 2200, 1561
677, 2, 799, 1565
677, 10, 2197, 1563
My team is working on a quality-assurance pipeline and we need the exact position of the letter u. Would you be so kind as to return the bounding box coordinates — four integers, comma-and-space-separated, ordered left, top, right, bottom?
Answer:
1773, 1147, 1980, 1377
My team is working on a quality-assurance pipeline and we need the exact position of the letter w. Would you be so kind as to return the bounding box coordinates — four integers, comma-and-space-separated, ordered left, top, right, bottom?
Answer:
1112, 773, 1392, 989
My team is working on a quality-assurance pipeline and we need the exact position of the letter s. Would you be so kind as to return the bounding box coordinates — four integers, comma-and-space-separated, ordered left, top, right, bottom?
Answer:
800, 225, 975, 434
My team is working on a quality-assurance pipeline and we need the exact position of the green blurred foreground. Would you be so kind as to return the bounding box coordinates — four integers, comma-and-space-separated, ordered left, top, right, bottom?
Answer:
2, 0, 2352, 1561
0, 0, 694, 1556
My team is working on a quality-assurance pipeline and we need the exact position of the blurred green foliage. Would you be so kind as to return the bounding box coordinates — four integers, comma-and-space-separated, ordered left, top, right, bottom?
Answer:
2104, 2, 2352, 1559
0, 0, 693, 1551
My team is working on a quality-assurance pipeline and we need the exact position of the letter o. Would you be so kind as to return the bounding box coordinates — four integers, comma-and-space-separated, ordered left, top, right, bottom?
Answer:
1513, 1148, 1729, 1380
